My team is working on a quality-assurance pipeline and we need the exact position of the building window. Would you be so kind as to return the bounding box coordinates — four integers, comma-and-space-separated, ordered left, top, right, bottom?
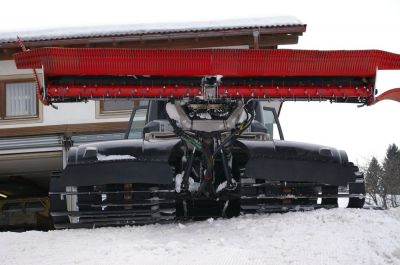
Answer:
99, 99, 146, 115
0, 81, 38, 120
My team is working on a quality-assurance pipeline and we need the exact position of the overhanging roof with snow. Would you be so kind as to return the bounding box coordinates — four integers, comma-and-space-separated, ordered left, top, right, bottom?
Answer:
0, 17, 306, 59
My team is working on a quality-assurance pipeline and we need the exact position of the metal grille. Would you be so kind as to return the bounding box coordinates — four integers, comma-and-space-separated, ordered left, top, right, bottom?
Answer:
0, 135, 62, 152
14, 48, 400, 77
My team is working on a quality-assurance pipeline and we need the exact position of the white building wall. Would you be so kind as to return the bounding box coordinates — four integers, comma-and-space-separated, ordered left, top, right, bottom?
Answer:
0, 60, 129, 129
0, 60, 36, 76
43, 101, 129, 125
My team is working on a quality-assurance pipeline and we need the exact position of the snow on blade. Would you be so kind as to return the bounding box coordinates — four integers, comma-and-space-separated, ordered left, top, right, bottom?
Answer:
216, 179, 237, 193
97, 154, 136, 161
175, 173, 183, 192
189, 178, 200, 192
166, 102, 180, 123
198, 112, 212, 120
1, 208, 400, 265
175, 172, 199, 192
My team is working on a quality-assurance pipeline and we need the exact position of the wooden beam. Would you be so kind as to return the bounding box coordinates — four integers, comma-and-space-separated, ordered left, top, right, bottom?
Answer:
253, 30, 260, 49
259, 34, 299, 47
1, 27, 305, 60
0, 82, 5, 119
0, 48, 19, 60
0, 122, 129, 137
0, 34, 299, 60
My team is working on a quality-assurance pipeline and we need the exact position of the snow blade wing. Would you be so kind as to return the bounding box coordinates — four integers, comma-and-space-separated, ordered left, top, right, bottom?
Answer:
372, 88, 400, 104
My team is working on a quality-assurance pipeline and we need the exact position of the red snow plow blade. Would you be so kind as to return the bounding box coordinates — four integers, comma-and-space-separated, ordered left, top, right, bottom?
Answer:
14, 48, 400, 105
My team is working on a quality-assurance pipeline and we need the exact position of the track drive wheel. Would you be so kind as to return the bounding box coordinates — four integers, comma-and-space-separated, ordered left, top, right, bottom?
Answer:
321, 185, 338, 207
347, 179, 365, 208
49, 174, 69, 228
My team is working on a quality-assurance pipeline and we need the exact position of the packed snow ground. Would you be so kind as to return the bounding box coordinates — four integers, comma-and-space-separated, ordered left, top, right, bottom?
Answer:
1, 208, 400, 265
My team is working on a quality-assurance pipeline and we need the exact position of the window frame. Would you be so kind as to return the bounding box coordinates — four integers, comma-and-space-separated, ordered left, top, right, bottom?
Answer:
96, 99, 146, 119
0, 79, 40, 121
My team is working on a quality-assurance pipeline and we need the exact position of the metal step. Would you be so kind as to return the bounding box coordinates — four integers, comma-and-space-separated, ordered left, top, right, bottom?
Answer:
54, 218, 175, 229
51, 208, 176, 218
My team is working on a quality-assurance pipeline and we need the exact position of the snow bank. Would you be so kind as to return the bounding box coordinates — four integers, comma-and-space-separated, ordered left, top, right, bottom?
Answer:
1, 208, 400, 265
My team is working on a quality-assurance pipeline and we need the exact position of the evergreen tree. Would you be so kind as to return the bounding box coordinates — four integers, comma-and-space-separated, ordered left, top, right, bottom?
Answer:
365, 156, 382, 207
382, 144, 400, 207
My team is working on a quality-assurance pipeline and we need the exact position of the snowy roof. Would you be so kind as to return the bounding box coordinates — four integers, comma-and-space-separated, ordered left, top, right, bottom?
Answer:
0, 16, 304, 46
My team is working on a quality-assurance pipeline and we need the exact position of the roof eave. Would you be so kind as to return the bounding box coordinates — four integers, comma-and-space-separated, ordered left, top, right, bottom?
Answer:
0, 25, 306, 49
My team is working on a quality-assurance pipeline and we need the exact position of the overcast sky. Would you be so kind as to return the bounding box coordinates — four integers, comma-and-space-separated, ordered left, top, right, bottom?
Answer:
1, 0, 399, 165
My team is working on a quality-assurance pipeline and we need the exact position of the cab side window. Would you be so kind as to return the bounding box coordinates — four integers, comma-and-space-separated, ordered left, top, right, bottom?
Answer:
126, 101, 148, 139
262, 106, 283, 140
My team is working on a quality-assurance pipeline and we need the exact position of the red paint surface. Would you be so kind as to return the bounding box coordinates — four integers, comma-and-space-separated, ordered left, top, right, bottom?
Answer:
14, 48, 400, 77
13, 48, 400, 105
